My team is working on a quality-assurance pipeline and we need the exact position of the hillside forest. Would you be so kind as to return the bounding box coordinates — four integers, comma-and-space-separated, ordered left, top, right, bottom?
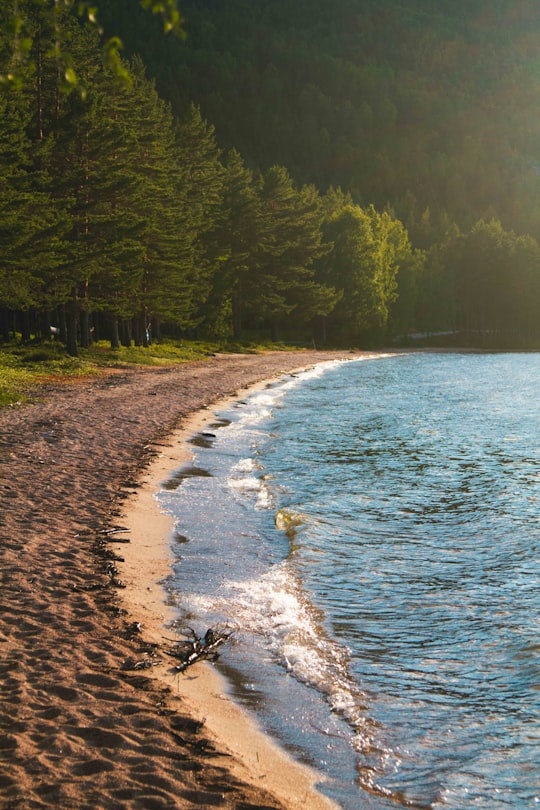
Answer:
2, 0, 540, 352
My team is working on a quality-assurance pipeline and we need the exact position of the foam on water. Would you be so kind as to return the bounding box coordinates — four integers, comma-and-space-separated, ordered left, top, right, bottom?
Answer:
160, 353, 540, 809
159, 357, 381, 806
220, 563, 376, 744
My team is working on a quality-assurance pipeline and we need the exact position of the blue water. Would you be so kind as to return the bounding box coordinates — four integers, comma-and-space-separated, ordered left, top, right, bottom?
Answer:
159, 352, 540, 809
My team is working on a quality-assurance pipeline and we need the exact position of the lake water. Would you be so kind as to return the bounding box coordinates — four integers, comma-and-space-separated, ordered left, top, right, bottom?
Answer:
158, 352, 540, 809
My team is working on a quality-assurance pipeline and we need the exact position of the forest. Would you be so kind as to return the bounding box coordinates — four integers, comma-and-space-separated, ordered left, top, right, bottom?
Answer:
1, 0, 540, 352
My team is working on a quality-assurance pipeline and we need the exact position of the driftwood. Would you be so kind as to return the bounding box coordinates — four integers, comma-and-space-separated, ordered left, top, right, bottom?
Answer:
97, 527, 132, 543
164, 627, 233, 673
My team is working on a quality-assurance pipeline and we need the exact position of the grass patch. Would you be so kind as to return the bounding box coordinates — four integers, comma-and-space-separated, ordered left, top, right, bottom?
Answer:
0, 345, 100, 406
0, 338, 238, 408
0, 337, 315, 409
0, 364, 36, 407
85, 339, 222, 366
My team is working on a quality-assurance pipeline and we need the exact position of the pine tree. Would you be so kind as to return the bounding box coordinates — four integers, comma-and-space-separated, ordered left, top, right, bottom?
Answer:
124, 59, 197, 342
173, 104, 225, 332
249, 165, 332, 340
208, 148, 261, 338
0, 67, 67, 339
32, 19, 145, 353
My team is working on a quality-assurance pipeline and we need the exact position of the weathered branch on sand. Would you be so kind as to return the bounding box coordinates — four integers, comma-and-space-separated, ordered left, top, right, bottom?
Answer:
164, 627, 233, 673
99, 527, 131, 536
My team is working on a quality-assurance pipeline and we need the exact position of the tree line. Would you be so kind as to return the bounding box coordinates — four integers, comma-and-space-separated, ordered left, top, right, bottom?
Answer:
0, 4, 421, 352
104, 0, 540, 348
1, 2, 540, 352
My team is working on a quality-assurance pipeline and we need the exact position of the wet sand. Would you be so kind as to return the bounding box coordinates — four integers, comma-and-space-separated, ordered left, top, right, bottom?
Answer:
117, 392, 339, 809
0, 351, 354, 810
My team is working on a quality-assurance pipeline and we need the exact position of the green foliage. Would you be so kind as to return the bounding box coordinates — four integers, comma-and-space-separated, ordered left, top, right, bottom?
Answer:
429, 218, 540, 343
246, 165, 333, 339
0, 16, 217, 353
1, 0, 184, 90
87, 0, 540, 347
140, 0, 184, 36
2, 0, 540, 352
208, 148, 260, 338
0, 343, 98, 406
0, 362, 35, 407
171, 103, 225, 328
111, 0, 540, 237
316, 199, 415, 343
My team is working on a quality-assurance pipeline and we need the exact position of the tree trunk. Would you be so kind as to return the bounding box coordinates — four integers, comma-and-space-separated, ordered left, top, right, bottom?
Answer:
80, 309, 91, 348
132, 315, 142, 347
58, 305, 67, 345
120, 319, 131, 348
66, 292, 79, 357
40, 311, 52, 341
0, 309, 9, 341
20, 310, 31, 342
80, 279, 92, 348
142, 309, 150, 347
109, 316, 120, 350
232, 287, 243, 339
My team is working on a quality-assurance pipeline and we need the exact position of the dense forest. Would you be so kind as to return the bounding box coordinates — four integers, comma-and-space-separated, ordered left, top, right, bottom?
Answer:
1, 0, 540, 351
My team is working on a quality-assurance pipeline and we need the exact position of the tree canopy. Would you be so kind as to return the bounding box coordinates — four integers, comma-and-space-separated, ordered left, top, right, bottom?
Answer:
2, 1, 540, 351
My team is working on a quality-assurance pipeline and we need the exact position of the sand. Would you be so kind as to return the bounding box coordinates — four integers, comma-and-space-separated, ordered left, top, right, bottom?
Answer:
117, 395, 337, 810
0, 350, 358, 809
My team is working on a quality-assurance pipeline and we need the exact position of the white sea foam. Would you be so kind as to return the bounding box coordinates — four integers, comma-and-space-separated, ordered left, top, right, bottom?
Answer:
193, 357, 383, 748
227, 458, 274, 509
235, 360, 354, 427
228, 475, 261, 492
255, 484, 273, 509
163, 352, 407, 800
164, 351, 540, 807
220, 563, 374, 750
234, 391, 279, 426
231, 457, 257, 474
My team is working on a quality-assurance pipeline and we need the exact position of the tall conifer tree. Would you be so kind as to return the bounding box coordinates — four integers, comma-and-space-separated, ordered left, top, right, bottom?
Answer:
208, 148, 261, 338
173, 104, 225, 330
250, 165, 331, 340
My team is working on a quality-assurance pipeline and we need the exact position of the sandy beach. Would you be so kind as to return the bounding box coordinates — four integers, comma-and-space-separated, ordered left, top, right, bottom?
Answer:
0, 350, 355, 810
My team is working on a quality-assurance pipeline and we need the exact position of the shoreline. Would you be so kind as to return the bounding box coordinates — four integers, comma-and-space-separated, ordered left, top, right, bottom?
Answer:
117, 384, 339, 809
1, 350, 359, 809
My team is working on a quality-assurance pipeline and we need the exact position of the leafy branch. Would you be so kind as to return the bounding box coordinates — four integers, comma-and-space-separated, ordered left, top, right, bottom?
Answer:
1, 0, 185, 91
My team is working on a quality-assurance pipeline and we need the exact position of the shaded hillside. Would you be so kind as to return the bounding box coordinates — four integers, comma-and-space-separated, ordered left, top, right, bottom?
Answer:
101, 0, 540, 244
2, 1, 539, 351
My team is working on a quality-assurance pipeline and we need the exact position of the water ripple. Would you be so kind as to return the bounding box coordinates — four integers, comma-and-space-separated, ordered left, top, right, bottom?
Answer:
165, 353, 540, 809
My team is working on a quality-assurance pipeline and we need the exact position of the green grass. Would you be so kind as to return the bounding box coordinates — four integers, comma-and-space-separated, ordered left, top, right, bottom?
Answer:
0, 340, 210, 408
0, 336, 310, 408
82, 339, 219, 366
0, 344, 98, 407
0, 362, 37, 407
